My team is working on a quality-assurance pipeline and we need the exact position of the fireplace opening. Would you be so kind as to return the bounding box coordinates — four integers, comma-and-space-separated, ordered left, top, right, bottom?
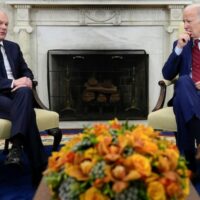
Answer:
47, 50, 149, 121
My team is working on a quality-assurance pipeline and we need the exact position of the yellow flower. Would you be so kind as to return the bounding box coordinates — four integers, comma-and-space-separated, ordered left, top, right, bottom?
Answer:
66, 164, 88, 181
182, 178, 190, 197
147, 181, 166, 200
125, 154, 151, 177
84, 147, 98, 160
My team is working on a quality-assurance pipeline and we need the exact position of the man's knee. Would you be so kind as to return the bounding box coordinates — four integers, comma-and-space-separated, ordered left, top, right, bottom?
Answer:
176, 75, 193, 89
14, 87, 33, 100
15, 87, 32, 94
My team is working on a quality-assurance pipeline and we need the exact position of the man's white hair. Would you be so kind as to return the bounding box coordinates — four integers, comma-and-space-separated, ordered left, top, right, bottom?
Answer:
184, 4, 200, 19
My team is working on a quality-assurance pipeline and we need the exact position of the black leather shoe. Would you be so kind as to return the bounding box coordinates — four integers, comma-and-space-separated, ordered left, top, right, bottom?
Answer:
4, 146, 22, 166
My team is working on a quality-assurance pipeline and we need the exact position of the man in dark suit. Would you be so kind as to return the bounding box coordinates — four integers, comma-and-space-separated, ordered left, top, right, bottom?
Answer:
0, 10, 47, 185
162, 4, 200, 179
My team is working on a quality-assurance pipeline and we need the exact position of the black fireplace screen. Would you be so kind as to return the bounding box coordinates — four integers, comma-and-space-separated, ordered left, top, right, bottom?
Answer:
47, 50, 149, 121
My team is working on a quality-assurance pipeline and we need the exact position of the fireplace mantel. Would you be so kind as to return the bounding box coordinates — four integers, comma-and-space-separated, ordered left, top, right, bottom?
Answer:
5, 0, 192, 7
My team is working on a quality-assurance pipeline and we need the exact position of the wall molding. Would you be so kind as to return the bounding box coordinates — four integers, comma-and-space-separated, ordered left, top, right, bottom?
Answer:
5, 0, 193, 7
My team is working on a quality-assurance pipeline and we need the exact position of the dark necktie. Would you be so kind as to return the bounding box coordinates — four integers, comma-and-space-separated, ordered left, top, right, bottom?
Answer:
192, 39, 200, 82
0, 45, 8, 78
0, 45, 4, 62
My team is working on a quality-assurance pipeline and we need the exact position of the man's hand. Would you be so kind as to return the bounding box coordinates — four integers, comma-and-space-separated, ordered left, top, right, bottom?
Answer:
12, 77, 32, 92
195, 81, 200, 90
177, 32, 190, 48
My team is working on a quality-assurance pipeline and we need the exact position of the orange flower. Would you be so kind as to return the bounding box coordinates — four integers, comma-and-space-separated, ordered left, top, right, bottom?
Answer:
80, 187, 110, 200
45, 150, 71, 172
63, 134, 83, 150
166, 182, 182, 198
80, 159, 95, 175
133, 139, 159, 155
132, 124, 158, 138
164, 149, 179, 170
112, 165, 127, 180
108, 118, 122, 130
92, 123, 110, 136
123, 170, 141, 181
96, 136, 123, 162
112, 181, 129, 193
65, 150, 98, 180
145, 172, 160, 183
157, 155, 171, 172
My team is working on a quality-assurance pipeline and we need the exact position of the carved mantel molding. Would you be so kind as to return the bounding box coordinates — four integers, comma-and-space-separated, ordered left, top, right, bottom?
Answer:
5, 0, 192, 7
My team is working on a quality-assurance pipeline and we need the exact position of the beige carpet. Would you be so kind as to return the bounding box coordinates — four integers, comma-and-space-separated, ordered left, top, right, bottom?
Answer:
0, 132, 175, 150
0, 133, 79, 150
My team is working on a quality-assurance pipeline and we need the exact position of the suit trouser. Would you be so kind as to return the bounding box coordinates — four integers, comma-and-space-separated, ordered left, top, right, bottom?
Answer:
173, 75, 200, 151
0, 87, 47, 170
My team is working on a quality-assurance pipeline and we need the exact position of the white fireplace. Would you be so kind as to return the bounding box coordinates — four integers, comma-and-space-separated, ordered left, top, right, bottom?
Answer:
3, 0, 193, 121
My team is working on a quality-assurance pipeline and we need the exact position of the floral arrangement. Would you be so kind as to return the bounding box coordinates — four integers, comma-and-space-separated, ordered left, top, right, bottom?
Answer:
44, 119, 190, 200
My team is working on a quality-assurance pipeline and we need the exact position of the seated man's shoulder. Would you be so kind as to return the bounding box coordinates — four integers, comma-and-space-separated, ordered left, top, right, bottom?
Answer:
3, 39, 19, 47
3, 39, 20, 51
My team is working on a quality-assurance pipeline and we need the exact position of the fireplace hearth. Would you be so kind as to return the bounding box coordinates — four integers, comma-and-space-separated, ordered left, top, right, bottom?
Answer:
48, 50, 148, 121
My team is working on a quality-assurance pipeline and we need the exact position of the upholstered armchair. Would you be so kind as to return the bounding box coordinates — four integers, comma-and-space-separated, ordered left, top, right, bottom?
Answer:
147, 79, 177, 132
147, 23, 184, 132
0, 81, 62, 153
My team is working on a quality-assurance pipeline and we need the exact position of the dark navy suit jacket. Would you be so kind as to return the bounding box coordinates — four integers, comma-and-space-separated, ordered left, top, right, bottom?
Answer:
162, 39, 193, 80
162, 39, 200, 152
0, 40, 33, 92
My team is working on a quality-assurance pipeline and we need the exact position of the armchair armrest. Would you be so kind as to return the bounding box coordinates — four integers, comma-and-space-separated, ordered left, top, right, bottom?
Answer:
32, 81, 62, 151
152, 78, 177, 112
32, 80, 48, 110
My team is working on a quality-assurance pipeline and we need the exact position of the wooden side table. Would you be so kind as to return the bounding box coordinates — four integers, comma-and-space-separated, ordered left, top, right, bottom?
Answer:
33, 179, 200, 200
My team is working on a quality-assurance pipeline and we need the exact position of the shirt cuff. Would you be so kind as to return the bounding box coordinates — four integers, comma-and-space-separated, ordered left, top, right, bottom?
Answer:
11, 80, 14, 88
175, 46, 183, 55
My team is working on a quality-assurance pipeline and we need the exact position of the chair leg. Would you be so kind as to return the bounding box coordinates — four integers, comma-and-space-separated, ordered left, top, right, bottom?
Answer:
3, 139, 10, 155
47, 128, 62, 151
